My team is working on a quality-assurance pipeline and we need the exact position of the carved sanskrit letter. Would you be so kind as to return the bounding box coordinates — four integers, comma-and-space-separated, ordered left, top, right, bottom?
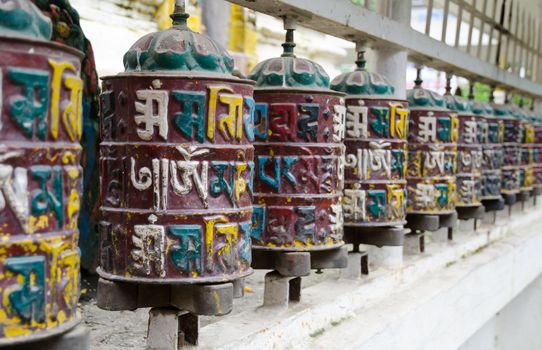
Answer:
415, 183, 435, 208
463, 120, 478, 144
218, 93, 244, 141
333, 103, 346, 142
343, 187, 366, 221
134, 87, 169, 140
367, 190, 386, 218
389, 103, 408, 139
254, 103, 268, 141
251, 205, 266, 241
370, 107, 390, 138
207, 85, 233, 141
329, 203, 344, 237
171, 146, 209, 206
204, 215, 237, 272
49, 60, 83, 140
297, 104, 319, 142
132, 214, 166, 277
0, 164, 29, 233
8, 68, 49, 140
346, 104, 368, 138
244, 96, 256, 142
269, 103, 297, 141
418, 113, 437, 142
172, 91, 206, 143
6, 256, 46, 324
31, 165, 63, 228
294, 206, 316, 244
258, 156, 281, 190
169, 225, 203, 274
435, 183, 450, 207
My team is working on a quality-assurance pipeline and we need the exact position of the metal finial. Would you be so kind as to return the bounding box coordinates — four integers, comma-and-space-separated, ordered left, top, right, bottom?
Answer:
281, 17, 297, 58
354, 41, 367, 70
444, 73, 452, 95
414, 66, 423, 87
519, 96, 525, 108
171, 0, 190, 28
490, 85, 496, 103
530, 98, 535, 111
468, 82, 475, 100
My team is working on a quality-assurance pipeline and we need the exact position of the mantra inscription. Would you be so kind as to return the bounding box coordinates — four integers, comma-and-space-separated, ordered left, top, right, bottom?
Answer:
99, 76, 255, 282
501, 117, 522, 194
456, 113, 483, 207
519, 119, 535, 191
251, 91, 345, 249
479, 116, 504, 200
407, 109, 458, 214
0, 39, 82, 340
342, 98, 408, 227
533, 120, 542, 189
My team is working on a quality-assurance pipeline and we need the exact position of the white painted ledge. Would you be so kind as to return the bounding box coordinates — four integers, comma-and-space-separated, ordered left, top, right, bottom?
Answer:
193, 201, 542, 350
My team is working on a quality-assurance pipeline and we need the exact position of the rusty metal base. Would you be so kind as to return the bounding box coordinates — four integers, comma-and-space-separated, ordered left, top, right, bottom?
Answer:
2, 323, 90, 350
517, 190, 531, 202
482, 198, 505, 212
502, 193, 517, 206
147, 308, 199, 349
252, 246, 349, 276
404, 232, 425, 254
406, 212, 457, 231
97, 278, 234, 317
344, 226, 405, 249
253, 247, 348, 308
406, 212, 457, 240
456, 205, 485, 220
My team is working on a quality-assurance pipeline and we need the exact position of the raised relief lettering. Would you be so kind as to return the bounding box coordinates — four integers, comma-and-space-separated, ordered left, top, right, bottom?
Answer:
9, 68, 49, 140
132, 214, 166, 277
134, 80, 169, 140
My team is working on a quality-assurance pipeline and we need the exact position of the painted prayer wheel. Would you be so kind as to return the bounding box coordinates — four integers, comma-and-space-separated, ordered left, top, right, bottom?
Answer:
512, 107, 535, 193
471, 102, 504, 200
98, 9, 254, 286
0, 0, 83, 344
531, 114, 542, 190
406, 79, 457, 215
494, 105, 521, 195
443, 94, 482, 208
248, 30, 345, 253
330, 54, 408, 228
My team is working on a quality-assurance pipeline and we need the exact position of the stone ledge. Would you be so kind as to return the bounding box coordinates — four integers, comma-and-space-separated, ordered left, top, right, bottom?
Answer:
195, 202, 542, 349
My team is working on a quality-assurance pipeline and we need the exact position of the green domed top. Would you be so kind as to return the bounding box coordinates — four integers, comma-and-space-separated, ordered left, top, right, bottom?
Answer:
470, 101, 494, 116
249, 56, 330, 89
444, 94, 472, 113
123, 4, 234, 74
0, 0, 52, 41
406, 70, 447, 108
492, 104, 514, 118
330, 53, 394, 96
510, 106, 530, 122
248, 25, 330, 90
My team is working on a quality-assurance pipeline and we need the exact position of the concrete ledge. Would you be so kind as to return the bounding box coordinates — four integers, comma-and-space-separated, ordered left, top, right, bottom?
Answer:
196, 204, 542, 349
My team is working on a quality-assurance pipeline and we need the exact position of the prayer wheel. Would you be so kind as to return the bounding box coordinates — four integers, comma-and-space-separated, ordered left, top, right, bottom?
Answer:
0, 0, 83, 344
406, 73, 457, 216
494, 105, 522, 197
512, 107, 535, 195
97, 3, 253, 309
249, 22, 346, 263
531, 114, 542, 192
444, 91, 483, 217
330, 49, 408, 244
471, 101, 504, 203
